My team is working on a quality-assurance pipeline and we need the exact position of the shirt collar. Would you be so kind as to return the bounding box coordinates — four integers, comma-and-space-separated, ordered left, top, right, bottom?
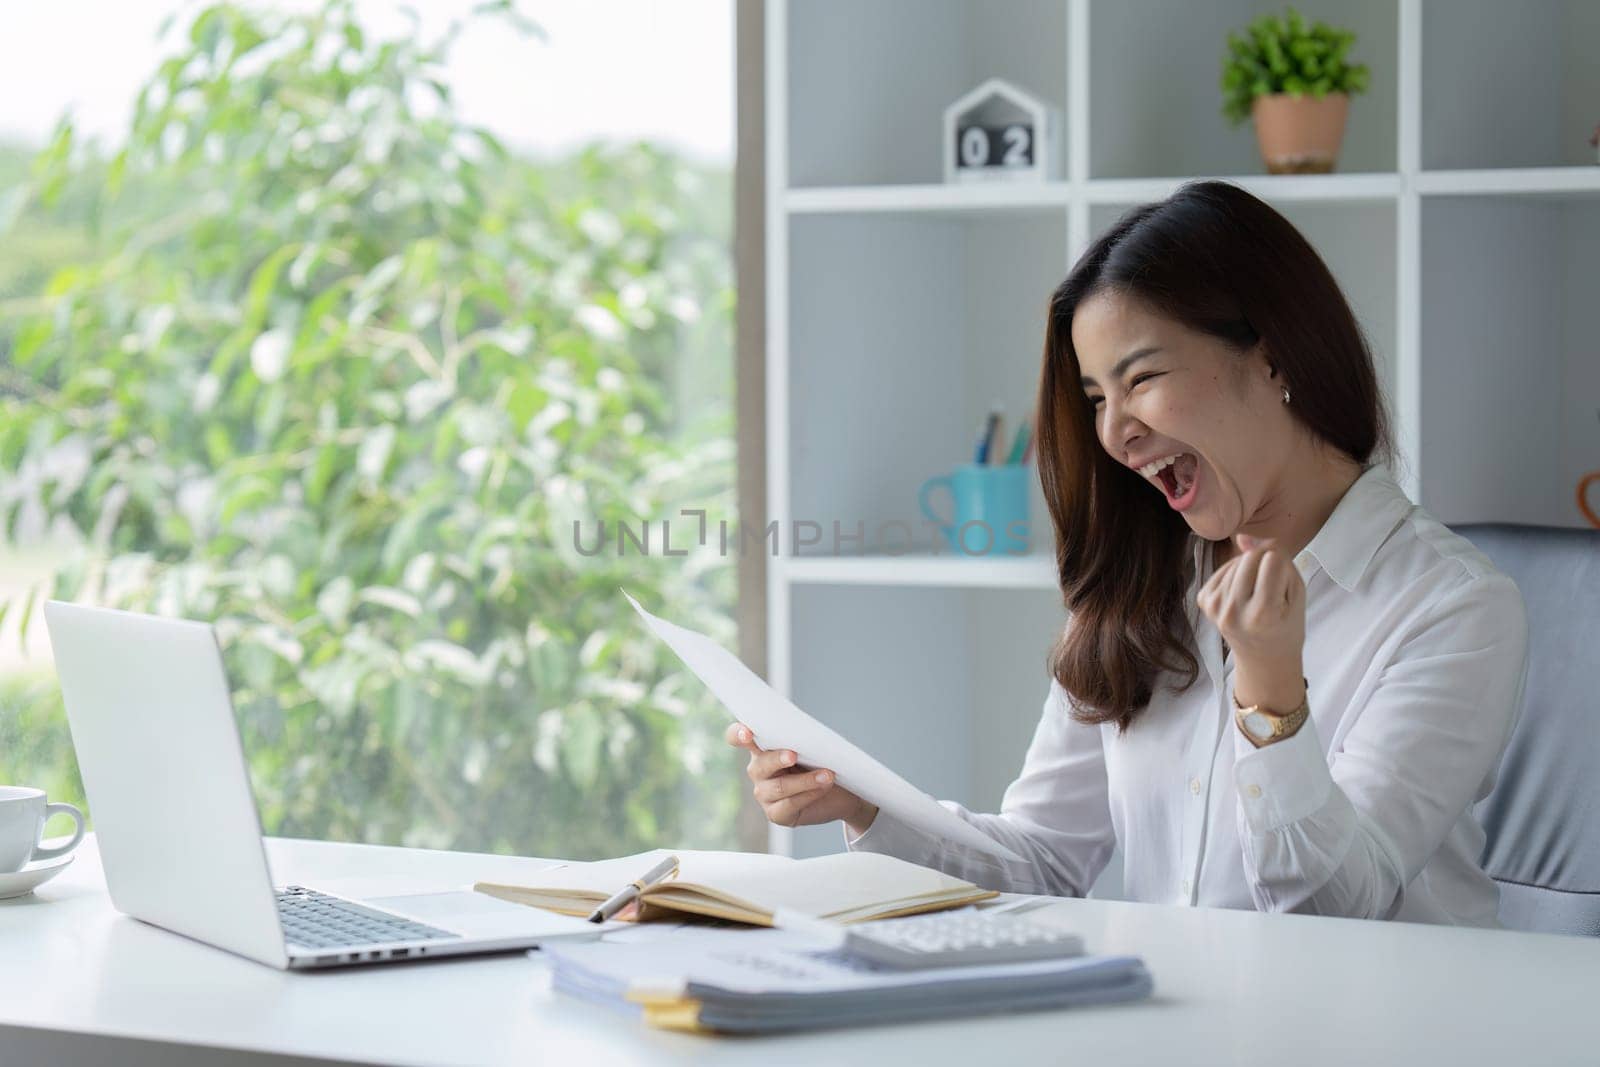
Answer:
1189, 463, 1414, 594
1298, 463, 1414, 591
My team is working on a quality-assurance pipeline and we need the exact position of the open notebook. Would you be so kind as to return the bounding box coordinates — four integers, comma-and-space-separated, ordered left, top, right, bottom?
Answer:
473, 849, 998, 926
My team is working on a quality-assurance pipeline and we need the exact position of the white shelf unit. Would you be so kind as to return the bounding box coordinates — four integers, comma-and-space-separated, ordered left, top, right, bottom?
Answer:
765, 0, 1600, 858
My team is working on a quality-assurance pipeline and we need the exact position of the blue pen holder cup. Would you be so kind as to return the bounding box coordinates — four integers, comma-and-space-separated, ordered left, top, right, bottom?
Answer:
917, 464, 1032, 556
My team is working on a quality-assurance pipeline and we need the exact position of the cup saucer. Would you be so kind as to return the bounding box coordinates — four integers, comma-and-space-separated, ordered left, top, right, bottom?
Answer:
0, 853, 75, 900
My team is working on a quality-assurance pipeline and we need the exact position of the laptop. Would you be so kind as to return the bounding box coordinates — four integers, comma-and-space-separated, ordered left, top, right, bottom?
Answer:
44, 600, 606, 970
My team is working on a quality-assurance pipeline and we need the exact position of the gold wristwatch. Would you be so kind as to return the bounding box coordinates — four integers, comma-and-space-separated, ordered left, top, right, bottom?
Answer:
1233, 678, 1309, 748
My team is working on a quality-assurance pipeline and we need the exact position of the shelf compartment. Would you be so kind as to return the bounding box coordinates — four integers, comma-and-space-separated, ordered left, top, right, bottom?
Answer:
1417, 194, 1599, 528
786, 0, 1068, 188
1421, 0, 1600, 171
786, 211, 1067, 556
1087, 0, 1399, 180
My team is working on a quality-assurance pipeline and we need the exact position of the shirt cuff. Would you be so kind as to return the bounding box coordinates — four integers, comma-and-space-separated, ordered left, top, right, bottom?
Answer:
1232, 721, 1333, 833
842, 808, 941, 868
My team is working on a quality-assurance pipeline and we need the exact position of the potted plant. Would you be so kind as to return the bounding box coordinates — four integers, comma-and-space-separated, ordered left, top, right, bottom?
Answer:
1221, 7, 1371, 174
1590, 123, 1599, 164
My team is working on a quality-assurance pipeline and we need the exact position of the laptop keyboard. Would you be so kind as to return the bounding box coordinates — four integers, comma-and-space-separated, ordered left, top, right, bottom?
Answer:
276, 886, 460, 950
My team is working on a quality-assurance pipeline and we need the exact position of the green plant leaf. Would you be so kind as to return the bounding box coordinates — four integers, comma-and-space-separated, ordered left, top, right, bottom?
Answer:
1220, 4, 1367, 120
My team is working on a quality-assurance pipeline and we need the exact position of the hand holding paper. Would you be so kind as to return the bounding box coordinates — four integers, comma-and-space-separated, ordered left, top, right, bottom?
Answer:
729, 719, 875, 832
622, 591, 1023, 863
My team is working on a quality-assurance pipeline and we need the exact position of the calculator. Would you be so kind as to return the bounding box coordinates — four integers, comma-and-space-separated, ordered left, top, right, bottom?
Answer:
841, 909, 1084, 970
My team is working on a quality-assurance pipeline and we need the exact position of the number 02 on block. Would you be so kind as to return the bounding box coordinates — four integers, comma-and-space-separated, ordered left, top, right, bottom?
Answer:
943, 78, 1059, 184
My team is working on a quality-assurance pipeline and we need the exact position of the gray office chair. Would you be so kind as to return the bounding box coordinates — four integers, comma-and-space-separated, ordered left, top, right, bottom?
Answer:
1451, 523, 1600, 936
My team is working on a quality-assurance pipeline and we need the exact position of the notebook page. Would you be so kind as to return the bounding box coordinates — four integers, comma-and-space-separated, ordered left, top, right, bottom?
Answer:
698, 851, 981, 919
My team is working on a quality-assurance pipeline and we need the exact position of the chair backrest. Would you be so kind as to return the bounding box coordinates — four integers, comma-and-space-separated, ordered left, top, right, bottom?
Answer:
1451, 523, 1600, 936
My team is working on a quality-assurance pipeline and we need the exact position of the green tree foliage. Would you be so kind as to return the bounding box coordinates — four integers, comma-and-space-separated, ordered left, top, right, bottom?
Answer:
0, 1, 742, 857
1220, 7, 1371, 126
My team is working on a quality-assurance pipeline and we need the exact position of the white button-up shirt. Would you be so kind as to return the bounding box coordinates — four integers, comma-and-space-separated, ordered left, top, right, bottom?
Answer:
848, 465, 1530, 925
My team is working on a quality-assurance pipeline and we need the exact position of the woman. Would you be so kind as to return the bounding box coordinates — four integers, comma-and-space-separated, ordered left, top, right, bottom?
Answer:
727, 180, 1529, 925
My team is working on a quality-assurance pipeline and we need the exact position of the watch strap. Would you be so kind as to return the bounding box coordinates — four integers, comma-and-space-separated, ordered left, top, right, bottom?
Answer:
1233, 678, 1310, 747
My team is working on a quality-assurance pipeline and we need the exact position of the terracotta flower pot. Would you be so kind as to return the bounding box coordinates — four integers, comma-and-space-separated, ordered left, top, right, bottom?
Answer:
1250, 93, 1349, 174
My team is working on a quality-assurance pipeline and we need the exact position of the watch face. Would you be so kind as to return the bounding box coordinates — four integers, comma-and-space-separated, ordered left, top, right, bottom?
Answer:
1244, 711, 1275, 740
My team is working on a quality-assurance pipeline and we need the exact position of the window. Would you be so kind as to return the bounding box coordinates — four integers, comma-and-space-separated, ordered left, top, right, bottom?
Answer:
0, 0, 740, 859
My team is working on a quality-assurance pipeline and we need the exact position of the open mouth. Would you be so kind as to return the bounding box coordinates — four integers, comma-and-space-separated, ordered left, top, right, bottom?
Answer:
1145, 453, 1199, 508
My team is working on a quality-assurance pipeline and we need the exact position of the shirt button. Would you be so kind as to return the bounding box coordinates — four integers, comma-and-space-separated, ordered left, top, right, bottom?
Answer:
1189, 777, 1202, 796
1245, 784, 1263, 799
1180, 879, 1192, 896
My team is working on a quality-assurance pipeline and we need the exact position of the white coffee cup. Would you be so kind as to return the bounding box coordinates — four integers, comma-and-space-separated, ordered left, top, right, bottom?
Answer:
0, 786, 86, 873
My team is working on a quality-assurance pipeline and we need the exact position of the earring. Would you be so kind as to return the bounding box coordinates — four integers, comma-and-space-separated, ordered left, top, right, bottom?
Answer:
1281, 386, 1291, 405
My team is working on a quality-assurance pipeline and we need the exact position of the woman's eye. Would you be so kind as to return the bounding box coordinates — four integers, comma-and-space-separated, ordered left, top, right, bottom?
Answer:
1086, 395, 1103, 411
1130, 372, 1161, 389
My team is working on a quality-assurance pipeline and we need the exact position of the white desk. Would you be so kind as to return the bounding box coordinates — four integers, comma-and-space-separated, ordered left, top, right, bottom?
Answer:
3, 835, 1598, 1066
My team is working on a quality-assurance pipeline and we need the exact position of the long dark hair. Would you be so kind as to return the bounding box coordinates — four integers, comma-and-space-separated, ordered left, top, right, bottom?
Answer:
1035, 180, 1391, 732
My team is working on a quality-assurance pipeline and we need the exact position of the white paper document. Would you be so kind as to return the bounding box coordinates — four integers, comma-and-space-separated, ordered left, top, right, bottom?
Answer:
623, 592, 1023, 863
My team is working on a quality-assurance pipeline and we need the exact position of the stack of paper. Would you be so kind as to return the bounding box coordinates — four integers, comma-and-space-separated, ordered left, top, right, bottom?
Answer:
541, 927, 1152, 1035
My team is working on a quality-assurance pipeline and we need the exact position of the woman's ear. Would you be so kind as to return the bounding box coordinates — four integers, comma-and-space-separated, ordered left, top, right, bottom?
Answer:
1259, 344, 1278, 380
1249, 340, 1277, 383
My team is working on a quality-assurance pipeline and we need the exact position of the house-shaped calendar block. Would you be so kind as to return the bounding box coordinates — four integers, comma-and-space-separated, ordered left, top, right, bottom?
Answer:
943, 78, 1059, 184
